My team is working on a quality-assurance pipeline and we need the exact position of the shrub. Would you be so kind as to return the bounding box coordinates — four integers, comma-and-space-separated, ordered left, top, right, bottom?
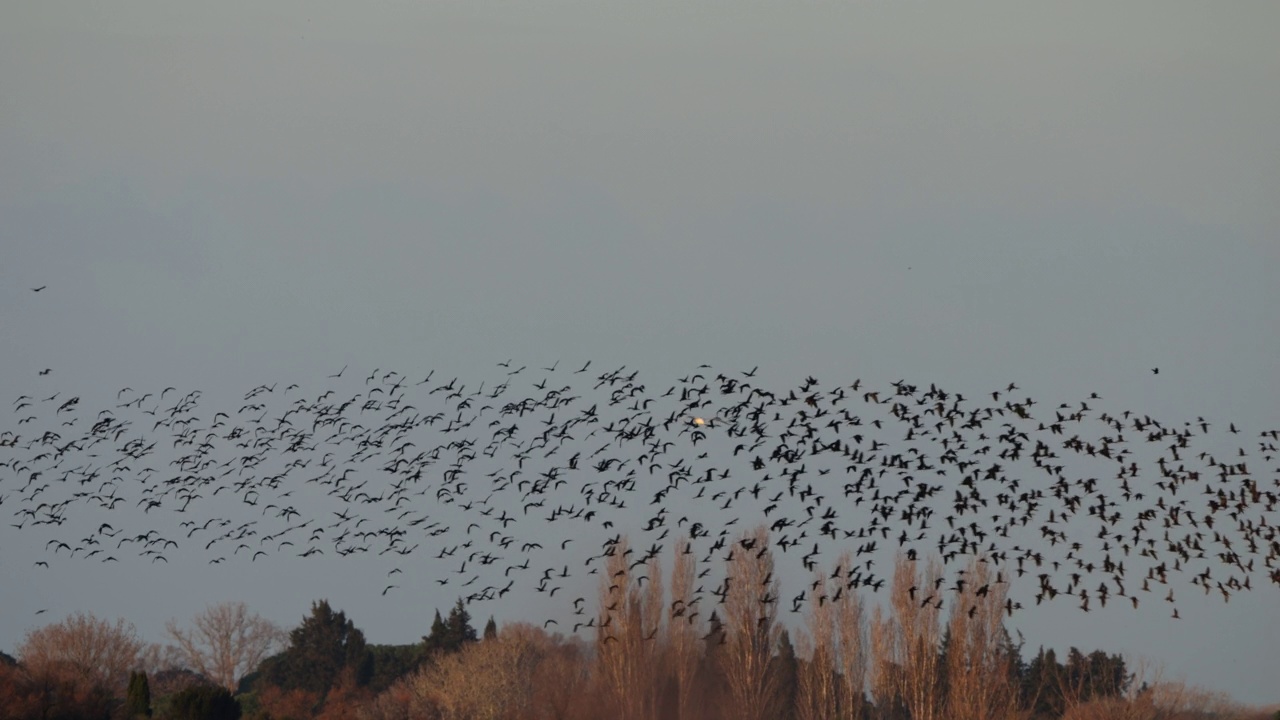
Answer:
166, 684, 242, 720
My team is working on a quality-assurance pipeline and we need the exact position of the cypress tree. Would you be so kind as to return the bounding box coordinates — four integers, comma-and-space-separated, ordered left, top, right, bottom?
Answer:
126, 670, 152, 717
483, 615, 498, 641
423, 609, 448, 655
772, 628, 798, 720
445, 598, 478, 650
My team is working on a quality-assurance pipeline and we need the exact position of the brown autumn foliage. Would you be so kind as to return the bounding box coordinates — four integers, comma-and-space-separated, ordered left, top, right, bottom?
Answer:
254, 684, 322, 719
372, 622, 548, 720
1060, 657, 1254, 720
329, 540, 1279, 720
355, 681, 417, 720
2, 546, 1269, 720
16, 611, 145, 696
0, 659, 114, 720
528, 633, 592, 720
311, 672, 376, 720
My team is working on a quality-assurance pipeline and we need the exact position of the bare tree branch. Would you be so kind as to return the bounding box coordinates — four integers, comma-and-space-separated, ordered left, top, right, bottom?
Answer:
720, 525, 783, 720
18, 611, 144, 693
165, 601, 285, 691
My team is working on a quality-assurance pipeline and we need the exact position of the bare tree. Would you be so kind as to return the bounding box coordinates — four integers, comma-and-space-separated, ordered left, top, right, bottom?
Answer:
796, 568, 839, 720
1062, 657, 1250, 720
0, 658, 116, 719
18, 611, 145, 692
137, 642, 186, 677
357, 685, 414, 720
869, 603, 900, 720
944, 557, 1019, 720
399, 622, 547, 720
668, 535, 704, 720
531, 635, 592, 720
720, 525, 783, 720
883, 554, 944, 720
833, 552, 868, 720
596, 536, 652, 720
166, 601, 285, 691
639, 552, 667, 720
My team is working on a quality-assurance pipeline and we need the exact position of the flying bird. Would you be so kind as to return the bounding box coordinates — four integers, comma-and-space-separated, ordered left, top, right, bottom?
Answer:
3, 359, 1273, 636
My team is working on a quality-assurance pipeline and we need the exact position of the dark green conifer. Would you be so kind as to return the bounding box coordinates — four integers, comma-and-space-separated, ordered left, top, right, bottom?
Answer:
772, 628, 798, 720
261, 599, 373, 695
445, 598, 479, 649
423, 599, 480, 656
422, 609, 449, 655
168, 685, 241, 720
126, 670, 152, 717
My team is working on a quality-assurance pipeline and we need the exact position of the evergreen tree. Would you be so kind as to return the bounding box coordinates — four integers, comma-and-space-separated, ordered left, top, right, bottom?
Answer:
1019, 645, 1127, 718
445, 598, 479, 649
1022, 646, 1063, 718
422, 610, 448, 655
1065, 646, 1096, 705
937, 625, 953, 701
772, 628, 798, 720
126, 670, 152, 717
367, 643, 428, 692
262, 599, 373, 695
483, 616, 498, 641
422, 599, 480, 656
1085, 649, 1128, 699
700, 610, 729, 707
168, 684, 242, 720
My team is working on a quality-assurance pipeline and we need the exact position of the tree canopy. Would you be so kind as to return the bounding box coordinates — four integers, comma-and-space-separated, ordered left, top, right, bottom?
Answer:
258, 599, 372, 696
422, 598, 479, 658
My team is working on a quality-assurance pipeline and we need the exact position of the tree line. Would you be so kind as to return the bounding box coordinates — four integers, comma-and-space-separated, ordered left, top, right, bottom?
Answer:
1, 529, 1272, 720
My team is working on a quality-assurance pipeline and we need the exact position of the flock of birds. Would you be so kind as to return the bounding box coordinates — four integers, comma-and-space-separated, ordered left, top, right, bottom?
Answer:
2, 353, 1278, 633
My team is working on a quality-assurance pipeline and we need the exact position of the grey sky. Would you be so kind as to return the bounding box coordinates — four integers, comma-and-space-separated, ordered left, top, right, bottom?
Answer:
2, 0, 1278, 706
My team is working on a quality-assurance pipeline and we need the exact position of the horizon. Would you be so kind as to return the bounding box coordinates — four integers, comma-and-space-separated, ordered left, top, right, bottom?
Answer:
2, 0, 1278, 708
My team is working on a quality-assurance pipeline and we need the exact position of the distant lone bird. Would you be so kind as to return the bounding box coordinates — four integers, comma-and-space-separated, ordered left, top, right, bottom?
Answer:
31, 286, 46, 292
1151, 368, 1159, 374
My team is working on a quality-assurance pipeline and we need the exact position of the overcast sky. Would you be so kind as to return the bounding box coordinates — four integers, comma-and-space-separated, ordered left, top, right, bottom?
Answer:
2, 0, 1277, 706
